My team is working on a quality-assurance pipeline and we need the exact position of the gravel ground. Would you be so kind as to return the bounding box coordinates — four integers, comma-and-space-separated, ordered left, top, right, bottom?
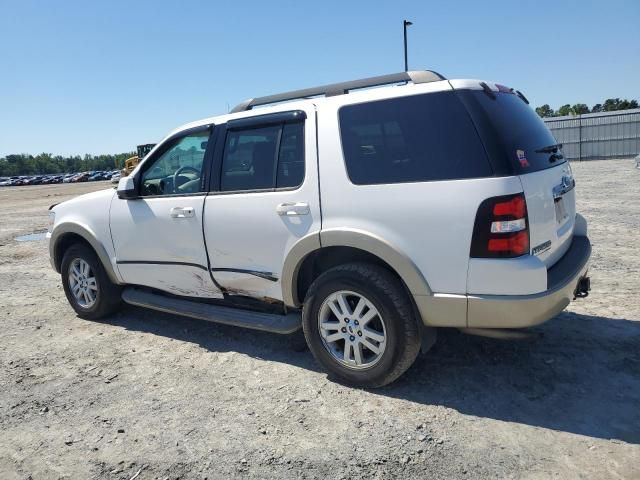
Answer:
1, 161, 639, 479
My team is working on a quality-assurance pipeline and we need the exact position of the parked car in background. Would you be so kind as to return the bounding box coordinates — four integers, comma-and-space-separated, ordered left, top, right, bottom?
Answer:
111, 173, 121, 184
72, 173, 90, 183
41, 176, 56, 184
26, 176, 41, 185
0, 170, 126, 186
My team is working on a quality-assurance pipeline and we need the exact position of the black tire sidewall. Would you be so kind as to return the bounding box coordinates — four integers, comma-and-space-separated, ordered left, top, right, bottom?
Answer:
302, 265, 412, 387
61, 244, 117, 319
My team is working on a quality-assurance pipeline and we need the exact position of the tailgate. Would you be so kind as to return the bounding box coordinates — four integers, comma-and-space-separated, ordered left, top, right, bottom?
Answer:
452, 83, 578, 268
520, 162, 575, 267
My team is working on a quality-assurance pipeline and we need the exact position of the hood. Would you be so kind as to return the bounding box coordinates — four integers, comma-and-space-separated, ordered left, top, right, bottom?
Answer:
52, 188, 116, 213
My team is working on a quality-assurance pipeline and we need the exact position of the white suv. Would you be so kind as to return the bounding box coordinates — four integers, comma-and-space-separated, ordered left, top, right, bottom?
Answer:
48, 71, 591, 387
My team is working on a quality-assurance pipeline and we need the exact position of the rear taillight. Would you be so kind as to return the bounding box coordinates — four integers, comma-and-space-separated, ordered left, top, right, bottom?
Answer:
470, 193, 530, 258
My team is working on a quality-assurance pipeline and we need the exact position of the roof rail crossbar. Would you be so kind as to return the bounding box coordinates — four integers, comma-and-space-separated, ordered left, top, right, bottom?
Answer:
230, 70, 446, 113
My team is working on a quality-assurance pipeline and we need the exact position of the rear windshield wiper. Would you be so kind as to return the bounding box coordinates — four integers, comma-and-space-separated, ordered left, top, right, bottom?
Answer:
535, 143, 563, 154
549, 152, 564, 163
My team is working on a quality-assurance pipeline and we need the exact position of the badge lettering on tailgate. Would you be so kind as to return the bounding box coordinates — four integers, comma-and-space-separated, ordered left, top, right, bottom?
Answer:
532, 240, 552, 255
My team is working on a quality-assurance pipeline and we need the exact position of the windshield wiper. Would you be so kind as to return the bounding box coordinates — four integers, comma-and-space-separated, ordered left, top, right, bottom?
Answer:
535, 143, 563, 154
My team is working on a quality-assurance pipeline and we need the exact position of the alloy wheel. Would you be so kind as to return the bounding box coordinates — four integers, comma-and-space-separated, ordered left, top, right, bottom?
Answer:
68, 258, 98, 308
318, 290, 387, 370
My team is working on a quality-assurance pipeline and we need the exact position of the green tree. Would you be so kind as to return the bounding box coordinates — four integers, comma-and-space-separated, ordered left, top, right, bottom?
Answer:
603, 98, 621, 111
571, 103, 589, 115
535, 98, 638, 118
535, 104, 554, 117
557, 104, 573, 116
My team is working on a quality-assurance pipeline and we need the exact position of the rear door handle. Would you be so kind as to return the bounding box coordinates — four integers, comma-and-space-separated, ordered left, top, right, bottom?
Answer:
170, 207, 195, 218
276, 202, 310, 216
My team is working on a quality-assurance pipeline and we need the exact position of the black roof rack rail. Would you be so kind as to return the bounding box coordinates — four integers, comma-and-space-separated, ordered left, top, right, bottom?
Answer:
230, 70, 446, 113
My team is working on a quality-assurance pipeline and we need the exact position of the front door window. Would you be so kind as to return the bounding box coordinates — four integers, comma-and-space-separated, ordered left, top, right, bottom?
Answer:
141, 132, 209, 196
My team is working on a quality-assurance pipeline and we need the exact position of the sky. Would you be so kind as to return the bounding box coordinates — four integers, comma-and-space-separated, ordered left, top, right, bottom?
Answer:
0, 0, 638, 156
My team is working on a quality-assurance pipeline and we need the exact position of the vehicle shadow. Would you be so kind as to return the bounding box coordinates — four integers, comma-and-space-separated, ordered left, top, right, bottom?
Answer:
102, 307, 640, 444
390, 311, 640, 444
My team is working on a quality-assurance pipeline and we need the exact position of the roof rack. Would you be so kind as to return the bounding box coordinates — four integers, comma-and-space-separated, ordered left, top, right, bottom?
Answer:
230, 70, 446, 113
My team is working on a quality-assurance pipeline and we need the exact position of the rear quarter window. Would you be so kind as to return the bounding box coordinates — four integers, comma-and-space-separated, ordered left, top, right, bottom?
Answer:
339, 91, 493, 185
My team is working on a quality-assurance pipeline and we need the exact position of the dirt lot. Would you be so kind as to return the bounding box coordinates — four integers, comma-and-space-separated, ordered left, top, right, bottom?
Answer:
1, 161, 639, 479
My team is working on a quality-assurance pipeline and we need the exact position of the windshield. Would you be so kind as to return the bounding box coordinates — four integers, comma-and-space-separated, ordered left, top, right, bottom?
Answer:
456, 90, 567, 174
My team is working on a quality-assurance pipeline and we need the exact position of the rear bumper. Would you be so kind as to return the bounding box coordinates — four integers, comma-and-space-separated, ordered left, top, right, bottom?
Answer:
466, 235, 591, 328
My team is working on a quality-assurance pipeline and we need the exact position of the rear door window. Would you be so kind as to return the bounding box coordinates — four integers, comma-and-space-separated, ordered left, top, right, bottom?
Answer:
456, 90, 566, 174
339, 91, 493, 185
277, 122, 305, 188
220, 121, 305, 192
221, 126, 280, 191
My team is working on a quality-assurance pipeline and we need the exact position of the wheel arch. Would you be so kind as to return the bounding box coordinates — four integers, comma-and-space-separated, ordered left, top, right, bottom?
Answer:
50, 222, 121, 284
281, 228, 432, 307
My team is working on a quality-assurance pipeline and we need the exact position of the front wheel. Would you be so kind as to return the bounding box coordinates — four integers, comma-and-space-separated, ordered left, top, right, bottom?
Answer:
61, 243, 122, 320
302, 263, 421, 388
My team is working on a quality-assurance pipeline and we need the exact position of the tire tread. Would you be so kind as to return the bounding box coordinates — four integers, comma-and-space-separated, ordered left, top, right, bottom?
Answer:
303, 262, 421, 387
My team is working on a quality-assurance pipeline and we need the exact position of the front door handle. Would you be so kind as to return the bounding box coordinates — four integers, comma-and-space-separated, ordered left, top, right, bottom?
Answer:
170, 207, 195, 218
276, 202, 310, 216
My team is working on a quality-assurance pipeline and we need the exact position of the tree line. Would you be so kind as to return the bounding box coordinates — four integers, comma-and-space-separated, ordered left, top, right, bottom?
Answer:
535, 98, 639, 118
0, 152, 134, 177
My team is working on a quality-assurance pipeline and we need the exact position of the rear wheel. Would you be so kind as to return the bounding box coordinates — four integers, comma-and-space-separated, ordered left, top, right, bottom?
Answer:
61, 244, 122, 320
302, 263, 421, 388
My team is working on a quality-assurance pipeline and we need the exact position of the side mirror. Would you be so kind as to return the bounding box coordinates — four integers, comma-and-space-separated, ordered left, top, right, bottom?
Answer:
117, 175, 138, 199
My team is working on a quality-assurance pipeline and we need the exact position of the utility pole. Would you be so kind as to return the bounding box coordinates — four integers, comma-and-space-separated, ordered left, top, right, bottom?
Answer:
403, 20, 413, 72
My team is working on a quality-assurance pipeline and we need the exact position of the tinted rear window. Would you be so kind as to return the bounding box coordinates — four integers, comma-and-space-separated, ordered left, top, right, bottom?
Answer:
456, 90, 566, 174
220, 121, 305, 192
339, 91, 492, 185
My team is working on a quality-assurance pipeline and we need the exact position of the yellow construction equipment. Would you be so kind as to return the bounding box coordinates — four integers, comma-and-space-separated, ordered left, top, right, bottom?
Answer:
121, 144, 156, 177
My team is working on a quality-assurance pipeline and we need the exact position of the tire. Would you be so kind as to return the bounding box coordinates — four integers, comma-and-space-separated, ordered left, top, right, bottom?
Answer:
302, 262, 421, 388
61, 243, 122, 320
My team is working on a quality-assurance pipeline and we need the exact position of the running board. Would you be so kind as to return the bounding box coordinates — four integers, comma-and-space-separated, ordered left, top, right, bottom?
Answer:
121, 288, 301, 334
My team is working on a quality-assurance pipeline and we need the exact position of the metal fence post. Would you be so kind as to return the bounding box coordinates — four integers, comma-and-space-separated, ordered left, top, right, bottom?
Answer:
578, 115, 582, 161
